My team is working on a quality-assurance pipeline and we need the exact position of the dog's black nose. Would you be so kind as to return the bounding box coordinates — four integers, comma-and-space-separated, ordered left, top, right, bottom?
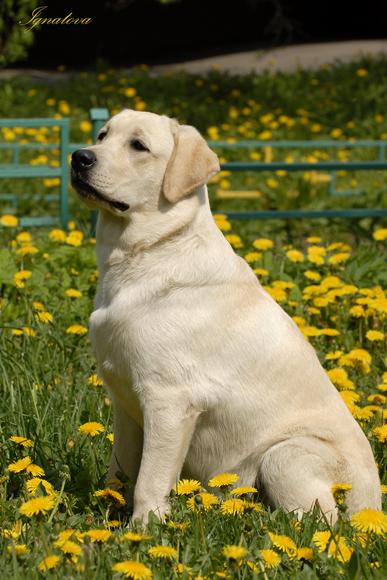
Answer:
71, 149, 97, 171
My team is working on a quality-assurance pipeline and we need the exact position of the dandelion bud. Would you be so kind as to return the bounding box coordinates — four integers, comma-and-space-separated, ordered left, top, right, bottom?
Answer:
83, 534, 91, 545
53, 523, 61, 534
195, 494, 203, 505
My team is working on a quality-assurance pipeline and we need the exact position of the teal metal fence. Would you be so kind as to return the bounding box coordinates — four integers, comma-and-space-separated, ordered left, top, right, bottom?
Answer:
1, 108, 387, 228
0, 109, 108, 230
208, 139, 387, 220
0, 117, 70, 228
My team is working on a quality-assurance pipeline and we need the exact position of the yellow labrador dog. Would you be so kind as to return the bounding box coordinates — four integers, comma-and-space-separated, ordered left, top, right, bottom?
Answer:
71, 109, 381, 524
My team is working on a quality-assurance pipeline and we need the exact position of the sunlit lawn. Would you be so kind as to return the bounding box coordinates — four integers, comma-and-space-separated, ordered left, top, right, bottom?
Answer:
0, 56, 387, 578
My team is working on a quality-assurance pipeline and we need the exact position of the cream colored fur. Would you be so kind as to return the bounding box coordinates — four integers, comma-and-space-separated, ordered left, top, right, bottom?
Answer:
71, 109, 381, 524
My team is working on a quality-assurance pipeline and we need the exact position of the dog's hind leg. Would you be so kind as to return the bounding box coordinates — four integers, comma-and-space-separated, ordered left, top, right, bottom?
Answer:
258, 437, 338, 524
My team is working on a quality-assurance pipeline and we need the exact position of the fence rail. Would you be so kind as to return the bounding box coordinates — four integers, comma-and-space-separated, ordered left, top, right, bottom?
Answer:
1, 109, 386, 228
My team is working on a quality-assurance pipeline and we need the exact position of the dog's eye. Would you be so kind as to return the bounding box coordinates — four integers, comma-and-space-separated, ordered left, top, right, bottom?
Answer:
98, 132, 107, 141
131, 140, 148, 152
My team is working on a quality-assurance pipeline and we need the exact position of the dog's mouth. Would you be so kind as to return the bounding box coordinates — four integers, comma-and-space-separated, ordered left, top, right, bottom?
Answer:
71, 176, 130, 212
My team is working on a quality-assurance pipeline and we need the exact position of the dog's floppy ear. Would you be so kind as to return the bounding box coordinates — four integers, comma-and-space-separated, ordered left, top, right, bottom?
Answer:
163, 120, 220, 203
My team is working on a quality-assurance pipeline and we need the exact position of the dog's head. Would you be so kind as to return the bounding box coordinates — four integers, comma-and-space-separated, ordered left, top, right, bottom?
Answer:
70, 109, 220, 215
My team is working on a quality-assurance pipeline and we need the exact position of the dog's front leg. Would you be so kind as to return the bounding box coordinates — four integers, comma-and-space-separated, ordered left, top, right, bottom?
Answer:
132, 401, 200, 523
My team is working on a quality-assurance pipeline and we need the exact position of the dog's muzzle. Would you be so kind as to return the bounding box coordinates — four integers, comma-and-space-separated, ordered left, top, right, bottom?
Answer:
71, 149, 130, 212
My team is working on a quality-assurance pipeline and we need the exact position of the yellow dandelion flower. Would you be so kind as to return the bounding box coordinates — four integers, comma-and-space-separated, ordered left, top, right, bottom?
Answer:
307, 236, 322, 244
263, 286, 287, 303
14, 270, 32, 281
366, 330, 385, 341
186, 492, 219, 511
220, 498, 245, 515
253, 268, 269, 276
7, 544, 30, 555
286, 250, 305, 262
332, 483, 353, 502
225, 234, 244, 248
107, 433, 114, 443
272, 280, 295, 290
349, 305, 365, 318
26, 463, 45, 476
340, 391, 360, 406
174, 479, 201, 495
252, 238, 274, 251
65, 289, 83, 298
208, 473, 239, 487
38, 555, 61, 571
325, 350, 344, 360
48, 229, 66, 242
373, 228, 387, 241
55, 539, 82, 556
166, 521, 190, 531
79, 121, 92, 133
260, 549, 281, 569
112, 560, 153, 579
89, 374, 103, 386
35, 311, 53, 324
8, 456, 32, 472
16, 231, 31, 243
33, 302, 44, 311
3, 529, 19, 539
367, 393, 386, 404
9, 436, 33, 447
269, 532, 297, 558
26, 478, 56, 497
308, 253, 325, 265
58, 529, 83, 543
244, 252, 262, 263
352, 407, 374, 422
95, 488, 126, 506
19, 495, 55, 517
121, 531, 152, 542
357, 68, 368, 76
78, 422, 105, 437
374, 425, 387, 443
312, 530, 331, 551
85, 529, 112, 543
222, 545, 247, 559
319, 328, 340, 336
231, 486, 257, 495
65, 234, 82, 247
1, 215, 19, 227
328, 536, 353, 563
242, 500, 262, 511
66, 324, 87, 335
327, 368, 348, 386
292, 316, 306, 326
304, 270, 321, 281
215, 219, 232, 232
297, 547, 313, 561
381, 485, 387, 494
16, 246, 39, 256
328, 252, 350, 264
348, 348, 372, 363
308, 245, 326, 256
148, 545, 178, 560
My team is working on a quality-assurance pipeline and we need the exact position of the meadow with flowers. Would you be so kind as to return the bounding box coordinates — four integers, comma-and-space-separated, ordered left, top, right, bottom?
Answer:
0, 55, 387, 578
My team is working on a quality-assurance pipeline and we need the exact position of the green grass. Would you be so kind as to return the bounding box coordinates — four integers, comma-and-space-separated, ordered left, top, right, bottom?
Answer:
0, 56, 387, 578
